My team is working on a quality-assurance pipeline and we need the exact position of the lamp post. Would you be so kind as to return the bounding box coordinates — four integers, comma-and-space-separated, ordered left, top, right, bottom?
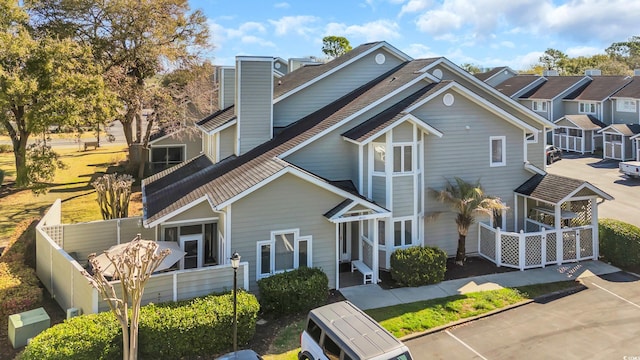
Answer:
230, 252, 241, 352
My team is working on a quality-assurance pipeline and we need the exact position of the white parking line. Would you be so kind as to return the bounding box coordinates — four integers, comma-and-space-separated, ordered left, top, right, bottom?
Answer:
445, 330, 488, 360
590, 282, 640, 310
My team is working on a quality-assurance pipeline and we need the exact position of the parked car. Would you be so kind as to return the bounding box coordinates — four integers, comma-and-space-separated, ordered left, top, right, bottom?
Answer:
299, 301, 413, 360
546, 145, 562, 164
216, 350, 262, 360
619, 161, 640, 179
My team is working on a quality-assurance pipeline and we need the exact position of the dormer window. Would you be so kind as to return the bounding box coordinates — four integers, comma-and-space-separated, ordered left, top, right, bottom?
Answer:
532, 101, 547, 112
579, 102, 596, 114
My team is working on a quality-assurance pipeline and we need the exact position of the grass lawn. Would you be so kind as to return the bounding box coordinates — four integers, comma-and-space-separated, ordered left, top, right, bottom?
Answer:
262, 281, 578, 358
0, 144, 141, 245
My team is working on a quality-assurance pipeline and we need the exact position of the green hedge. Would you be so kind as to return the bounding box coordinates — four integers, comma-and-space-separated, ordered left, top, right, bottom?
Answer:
257, 267, 328, 316
599, 218, 640, 267
390, 246, 447, 287
0, 219, 42, 321
21, 291, 260, 360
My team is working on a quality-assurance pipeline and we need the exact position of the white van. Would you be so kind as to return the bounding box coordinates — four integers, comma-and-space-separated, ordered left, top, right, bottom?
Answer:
299, 301, 413, 360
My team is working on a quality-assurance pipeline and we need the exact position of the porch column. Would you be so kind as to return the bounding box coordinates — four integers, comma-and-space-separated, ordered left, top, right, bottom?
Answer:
335, 223, 340, 290
373, 218, 379, 284
555, 204, 563, 265
592, 197, 599, 259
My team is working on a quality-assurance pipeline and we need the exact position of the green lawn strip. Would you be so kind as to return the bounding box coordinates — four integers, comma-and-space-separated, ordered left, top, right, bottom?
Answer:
0, 145, 136, 242
366, 288, 526, 338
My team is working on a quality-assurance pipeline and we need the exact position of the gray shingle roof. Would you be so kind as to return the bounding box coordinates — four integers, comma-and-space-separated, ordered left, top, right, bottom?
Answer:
600, 123, 640, 136
565, 76, 632, 101
612, 76, 640, 99
515, 173, 611, 204
143, 60, 435, 224
342, 82, 447, 142
521, 76, 586, 100
558, 115, 606, 131
196, 106, 236, 133
495, 75, 541, 97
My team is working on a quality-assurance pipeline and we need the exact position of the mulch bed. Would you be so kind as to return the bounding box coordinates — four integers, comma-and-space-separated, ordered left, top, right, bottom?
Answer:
379, 256, 517, 290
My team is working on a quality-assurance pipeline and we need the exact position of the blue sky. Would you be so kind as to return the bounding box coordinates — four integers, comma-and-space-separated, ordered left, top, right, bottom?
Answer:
191, 0, 640, 70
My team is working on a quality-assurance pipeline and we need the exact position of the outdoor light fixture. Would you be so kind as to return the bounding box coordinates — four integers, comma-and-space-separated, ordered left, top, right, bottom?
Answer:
230, 252, 241, 352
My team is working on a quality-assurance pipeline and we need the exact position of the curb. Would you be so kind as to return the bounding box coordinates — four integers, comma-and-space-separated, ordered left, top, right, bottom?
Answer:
399, 285, 585, 342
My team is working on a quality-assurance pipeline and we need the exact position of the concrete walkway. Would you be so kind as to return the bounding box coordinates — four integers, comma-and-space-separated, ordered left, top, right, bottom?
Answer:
340, 260, 621, 310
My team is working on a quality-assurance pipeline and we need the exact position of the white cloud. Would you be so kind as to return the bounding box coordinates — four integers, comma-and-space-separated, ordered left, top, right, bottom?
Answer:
268, 15, 319, 36
415, 9, 462, 36
565, 46, 602, 58
241, 35, 276, 48
274, 2, 290, 9
404, 43, 439, 59
325, 19, 401, 42
399, 0, 432, 17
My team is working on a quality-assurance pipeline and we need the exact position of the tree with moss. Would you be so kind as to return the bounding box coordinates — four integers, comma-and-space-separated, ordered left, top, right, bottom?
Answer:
430, 177, 508, 265
322, 35, 352, 58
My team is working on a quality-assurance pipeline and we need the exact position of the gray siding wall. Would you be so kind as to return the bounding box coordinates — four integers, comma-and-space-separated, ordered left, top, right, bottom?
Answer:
552, 99, 565, 121
527, 136, 546, 169
392, 176, 413, 216
219, 67, 236, 109
372, 176, 386, 206
602, 100, 613, 124
151, 132, 202, 162
273, 49, 405, 127
612, 99, 639, 123
414, 91, 530, 255
564, 101, 579, 117
219, 125, 236, 159
162, 201, 217, 223
230, 173, 343, 290
393, 122, 413, 142
237, 59, 273, 155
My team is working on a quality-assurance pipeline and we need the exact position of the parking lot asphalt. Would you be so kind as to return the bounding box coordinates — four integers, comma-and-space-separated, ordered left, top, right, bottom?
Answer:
546, 153, 640, 228
406, 271, 640, 359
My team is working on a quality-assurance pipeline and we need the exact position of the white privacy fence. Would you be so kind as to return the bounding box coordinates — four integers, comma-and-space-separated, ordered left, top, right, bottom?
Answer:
36, 199, 248, 315
478, 222, 597, 270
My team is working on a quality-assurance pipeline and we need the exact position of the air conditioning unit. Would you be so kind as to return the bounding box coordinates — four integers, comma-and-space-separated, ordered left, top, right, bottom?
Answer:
66, 307, 81, 319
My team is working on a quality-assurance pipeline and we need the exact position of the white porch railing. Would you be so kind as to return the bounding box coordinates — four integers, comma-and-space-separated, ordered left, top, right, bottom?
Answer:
478, 222, 597, 270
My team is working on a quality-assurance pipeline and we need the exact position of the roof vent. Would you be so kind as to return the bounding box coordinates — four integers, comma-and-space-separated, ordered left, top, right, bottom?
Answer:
543, 70, 559, 76
585, 69, 601, 76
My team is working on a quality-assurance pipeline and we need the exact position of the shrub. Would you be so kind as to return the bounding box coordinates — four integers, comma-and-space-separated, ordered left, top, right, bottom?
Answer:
257, 267, 329, 316
599, 218, 640, 267
390, 246, 447, 287
0, 218, 42, 321
20, 312, 122, 360
21, 291, 260, 360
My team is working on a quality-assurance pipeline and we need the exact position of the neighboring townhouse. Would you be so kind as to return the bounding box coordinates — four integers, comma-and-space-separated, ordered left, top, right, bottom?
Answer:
598, 124, 640, 161
552, 115, 606, 154
35, 42, 615, 316
474, 66, 518, 87
148, 127, 202, 174
610, 76, 640, 125
562, 74, 632, 125
494, 74, 545, 99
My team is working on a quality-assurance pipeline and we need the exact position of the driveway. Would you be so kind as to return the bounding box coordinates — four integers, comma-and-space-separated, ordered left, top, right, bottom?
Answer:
406, 271, 640, 359
546, 153, 640, 228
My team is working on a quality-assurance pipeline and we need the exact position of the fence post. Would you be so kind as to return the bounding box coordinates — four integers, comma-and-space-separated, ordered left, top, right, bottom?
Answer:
541, 228, 546, 268
519, 230, 525, 270
556, 229, 563, 265
173, 272, 178, 302
575, 229, 581, 260
496, 227, 502, 267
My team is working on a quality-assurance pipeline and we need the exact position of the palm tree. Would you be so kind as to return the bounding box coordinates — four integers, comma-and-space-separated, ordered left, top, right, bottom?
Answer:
430, 177, 508, 266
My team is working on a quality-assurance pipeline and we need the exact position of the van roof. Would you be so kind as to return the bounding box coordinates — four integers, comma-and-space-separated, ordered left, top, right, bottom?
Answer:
308, 301, 405, 359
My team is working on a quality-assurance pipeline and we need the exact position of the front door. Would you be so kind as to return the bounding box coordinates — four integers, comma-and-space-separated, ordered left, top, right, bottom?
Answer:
339, 223, 351, 262
180, 234, 203, 269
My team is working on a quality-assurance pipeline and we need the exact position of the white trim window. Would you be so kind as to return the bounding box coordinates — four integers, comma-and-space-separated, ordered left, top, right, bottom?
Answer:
525, 132, 537, 144
579, 102, 596, 114
532, 101, 547, 113
372, 143, 386, 173
490, 136, 506, 167
617, 99, 636, 113
392, 144, 413, 173
257, 229, 312, 279
150, 145, 185, 172
393, 218, 413, 247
